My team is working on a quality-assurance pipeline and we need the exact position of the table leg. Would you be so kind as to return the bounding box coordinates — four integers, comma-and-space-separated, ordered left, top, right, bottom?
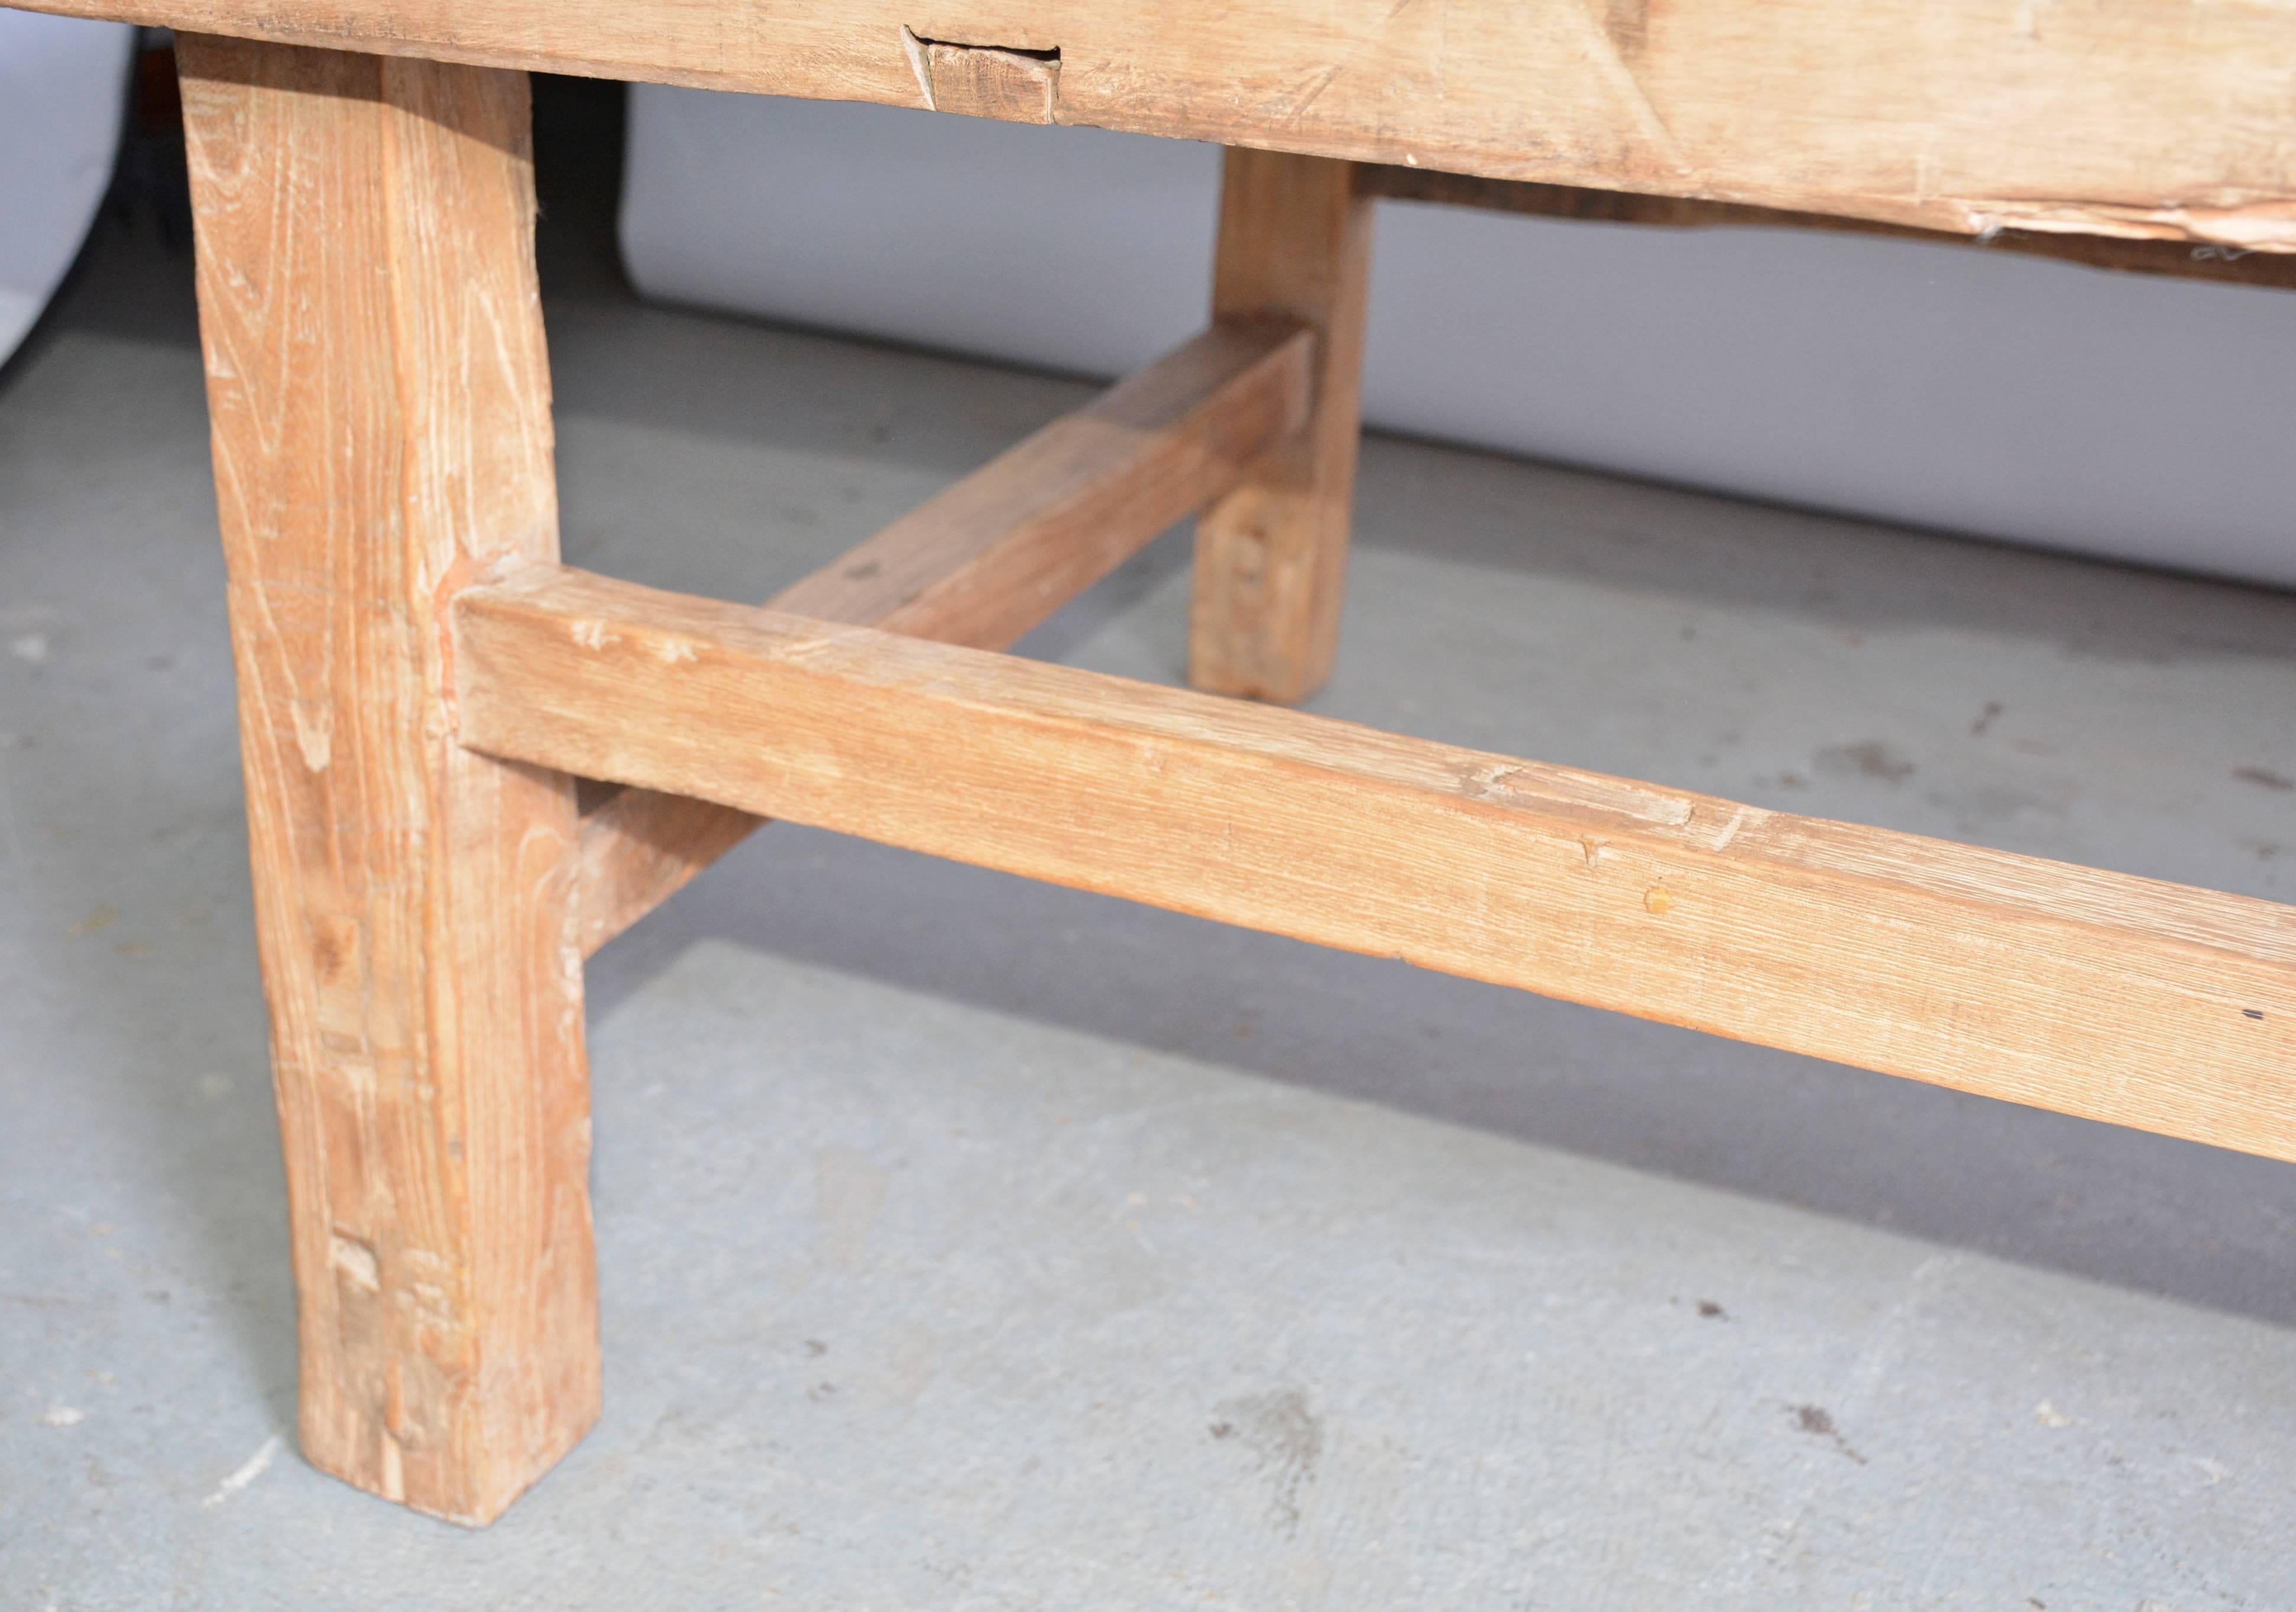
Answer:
179, 35, 597, 1526
1189, 148, 1375, 702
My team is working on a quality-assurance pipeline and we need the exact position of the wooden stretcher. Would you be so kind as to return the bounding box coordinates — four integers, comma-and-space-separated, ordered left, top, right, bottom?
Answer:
15, 0, 2293, 1526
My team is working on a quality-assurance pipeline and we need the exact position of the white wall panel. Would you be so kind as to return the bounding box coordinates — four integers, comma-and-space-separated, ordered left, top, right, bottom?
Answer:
0, 11, 132, 366
622, 87, 2296, 588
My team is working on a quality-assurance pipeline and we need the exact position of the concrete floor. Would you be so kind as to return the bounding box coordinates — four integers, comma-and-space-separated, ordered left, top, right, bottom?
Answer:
5, 156, 2296, 1609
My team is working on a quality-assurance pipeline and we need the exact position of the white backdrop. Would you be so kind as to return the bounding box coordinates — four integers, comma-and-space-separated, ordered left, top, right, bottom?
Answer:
0, 9, 131, 368
621, 87, 2296, 589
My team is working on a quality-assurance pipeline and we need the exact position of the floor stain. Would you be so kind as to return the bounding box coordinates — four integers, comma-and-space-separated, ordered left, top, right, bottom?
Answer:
1931, 781, 2070, 833
2233, 766, 2293, 792
1816, 742, 1915, 784
1787, 1403, 1868, 1465
1210, 1387, 1323, 1535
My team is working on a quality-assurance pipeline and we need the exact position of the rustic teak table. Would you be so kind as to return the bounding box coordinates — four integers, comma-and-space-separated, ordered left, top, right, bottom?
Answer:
19, 0, 2295, 1526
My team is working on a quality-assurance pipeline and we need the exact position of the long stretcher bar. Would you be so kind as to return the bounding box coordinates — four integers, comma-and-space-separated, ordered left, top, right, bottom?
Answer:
457, 563, 2296, 1166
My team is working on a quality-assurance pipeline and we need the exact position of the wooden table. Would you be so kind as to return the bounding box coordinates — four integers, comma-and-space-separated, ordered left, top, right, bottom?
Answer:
17, 0, 2295, 1527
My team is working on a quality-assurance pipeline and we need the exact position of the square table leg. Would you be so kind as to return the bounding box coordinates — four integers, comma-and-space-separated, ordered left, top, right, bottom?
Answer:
178, 34, 598, 1526
1189, 148, 1375, 703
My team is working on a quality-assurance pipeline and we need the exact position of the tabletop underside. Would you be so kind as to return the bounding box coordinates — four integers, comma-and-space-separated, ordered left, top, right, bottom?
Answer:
19, 0, 2296, 253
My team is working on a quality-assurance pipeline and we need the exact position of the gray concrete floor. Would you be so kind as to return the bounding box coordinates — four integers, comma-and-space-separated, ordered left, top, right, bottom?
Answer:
5, 154, 2296, 1609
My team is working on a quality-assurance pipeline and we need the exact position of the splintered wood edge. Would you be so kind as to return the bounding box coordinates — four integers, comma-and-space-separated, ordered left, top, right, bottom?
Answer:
1358, 167, 2296, 290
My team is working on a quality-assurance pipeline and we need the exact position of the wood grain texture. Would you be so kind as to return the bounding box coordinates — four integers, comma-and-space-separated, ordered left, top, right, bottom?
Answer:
916, 34, 1060, 123
180, 35, 595, 1525
457, 566, 2296, 1165
24, 0, 2296, 251
1191, 150, 1372, 703
781, 319, 1311, 647
1359, 166, 2296, 291
574, 319, 1315, 955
